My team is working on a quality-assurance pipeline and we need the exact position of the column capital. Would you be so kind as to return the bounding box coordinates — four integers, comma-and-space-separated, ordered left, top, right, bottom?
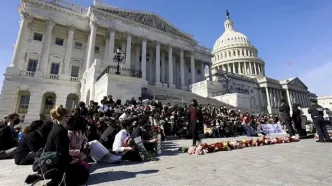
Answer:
108, 26, 116, 32
168, 45, 173, 50
46, 18, 55, 27
89, 20, 98, 27
152, 40, 161, 46
20, 12, 32, 22
68, 24, 76, 32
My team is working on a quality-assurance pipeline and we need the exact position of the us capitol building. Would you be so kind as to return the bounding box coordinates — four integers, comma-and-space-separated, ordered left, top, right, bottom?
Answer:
0, 0, 317, 123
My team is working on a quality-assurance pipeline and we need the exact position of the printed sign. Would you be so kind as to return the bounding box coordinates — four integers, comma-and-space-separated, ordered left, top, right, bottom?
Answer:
261, 124, 286, 135
157, 134, 162, 155
134, 137, 146, 151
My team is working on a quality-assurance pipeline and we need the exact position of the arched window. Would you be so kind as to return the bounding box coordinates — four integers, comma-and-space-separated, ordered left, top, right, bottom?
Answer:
233, 50, 236, 56
237, 50, 240, 56
242, 50, 244, 56
221, 53, 223, 59
229, 51, 231, 57
225, 52, 227, 58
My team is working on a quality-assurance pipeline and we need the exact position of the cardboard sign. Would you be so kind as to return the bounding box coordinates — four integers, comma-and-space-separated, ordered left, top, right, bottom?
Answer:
261, 124, 287, 135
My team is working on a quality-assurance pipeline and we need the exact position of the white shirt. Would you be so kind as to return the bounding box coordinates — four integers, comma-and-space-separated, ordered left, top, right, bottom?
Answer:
112, 129, 129, 152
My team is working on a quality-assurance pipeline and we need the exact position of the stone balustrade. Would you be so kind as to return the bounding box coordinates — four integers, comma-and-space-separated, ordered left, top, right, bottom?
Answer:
40, 0, 88, 14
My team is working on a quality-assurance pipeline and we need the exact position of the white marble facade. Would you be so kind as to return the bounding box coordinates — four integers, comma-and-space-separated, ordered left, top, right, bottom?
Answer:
191, 12, 317, 114
0, 0, 213, 123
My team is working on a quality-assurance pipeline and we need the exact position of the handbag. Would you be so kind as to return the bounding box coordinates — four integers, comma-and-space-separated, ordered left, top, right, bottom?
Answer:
35, 148, 59, 168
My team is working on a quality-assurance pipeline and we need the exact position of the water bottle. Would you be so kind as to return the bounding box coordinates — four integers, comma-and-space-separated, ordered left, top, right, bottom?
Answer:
18, 132, 23, 141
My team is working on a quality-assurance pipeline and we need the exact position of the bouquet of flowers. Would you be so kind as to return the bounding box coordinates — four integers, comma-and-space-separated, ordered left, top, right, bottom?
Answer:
151, 126, 161, 138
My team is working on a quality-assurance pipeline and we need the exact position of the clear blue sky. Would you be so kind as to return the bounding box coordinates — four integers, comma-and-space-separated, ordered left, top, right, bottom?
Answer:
0, 0, 331, 96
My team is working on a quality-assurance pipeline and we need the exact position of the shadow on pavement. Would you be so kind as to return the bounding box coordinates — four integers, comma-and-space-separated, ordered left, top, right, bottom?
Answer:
160, 141, 181, 157
87, 169, 159, 184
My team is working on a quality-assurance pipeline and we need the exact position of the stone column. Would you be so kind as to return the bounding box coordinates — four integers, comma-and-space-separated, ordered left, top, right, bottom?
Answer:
253, 63, 257, 75
161, 52, 166, 83
269, 88, 274, 108
135, 45, 140, 70
237, 62, 241, 74
125, 33, 132, 67
232, 63, 235, 73
168, 46, 175, 88
155, 42, 161, 87
244, 62, 247, 74
63, 25, 75, 76
258, 64, 261, 75
85, 21, 97, 70
180, 49, 185, 89
209, 64, 212, 81
249, 62, 253, 74
190, 53, 196, 84
222, 65, 226, 71
275, 90, 280, 108
141, 39, 147, 80
265, 87, 272, 114
11, 12, 32, 68
227, 64, 231, 72
55, 92, 68, 107
38, 19, 55, 76
108, 28, 115, 63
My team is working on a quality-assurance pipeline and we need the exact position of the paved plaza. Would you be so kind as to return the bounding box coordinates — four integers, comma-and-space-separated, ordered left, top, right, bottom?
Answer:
1, 138, 332, 186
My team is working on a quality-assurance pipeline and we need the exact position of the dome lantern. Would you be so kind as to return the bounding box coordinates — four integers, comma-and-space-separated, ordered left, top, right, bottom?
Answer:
224, 10, 234, 31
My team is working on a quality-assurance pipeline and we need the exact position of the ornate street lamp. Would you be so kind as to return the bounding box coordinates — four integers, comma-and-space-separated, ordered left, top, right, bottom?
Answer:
220, 74, 231, 94
113, 48, 125, 75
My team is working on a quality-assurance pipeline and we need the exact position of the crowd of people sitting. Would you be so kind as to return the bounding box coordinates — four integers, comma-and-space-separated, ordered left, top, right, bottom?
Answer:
0, 95, 309, 185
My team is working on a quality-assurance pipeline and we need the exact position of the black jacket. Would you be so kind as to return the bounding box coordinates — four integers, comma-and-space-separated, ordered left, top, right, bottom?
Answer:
100, 126, 118, 149
279, 103, 291, 120
0, 125, 16, 151
44, 124, 71, 169
292, 107, 302, 124
308, 103, 324, 119
14, 130, 45, 164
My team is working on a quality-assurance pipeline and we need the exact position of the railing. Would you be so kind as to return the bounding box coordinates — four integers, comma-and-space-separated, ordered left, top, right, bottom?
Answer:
20, 71, 35, 77
70, 76, 79, 82
40, 0, 88, 14
96, 65, 142, 81
18, 104, 29, 113
47, 74, 59, 80
43, 105, 54, 114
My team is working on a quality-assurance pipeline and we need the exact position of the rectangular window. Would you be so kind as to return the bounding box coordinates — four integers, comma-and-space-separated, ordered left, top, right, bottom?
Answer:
94, 46, 100, 54
19, 95, 30, 105
74, 42, 83, 50
71, 66, 80, 77
33, 33, 43, 41
50, 63, 60, 75
55, 37, 64, 46
27, 59, 38, 72
197, 70, 201, 75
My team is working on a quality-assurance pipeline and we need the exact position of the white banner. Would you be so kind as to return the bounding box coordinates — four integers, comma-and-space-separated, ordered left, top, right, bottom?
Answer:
261, 124, 287, 135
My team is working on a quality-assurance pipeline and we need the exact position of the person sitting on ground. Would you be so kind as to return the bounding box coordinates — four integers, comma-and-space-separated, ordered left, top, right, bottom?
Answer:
14, 120, 53, 165
66, 116, 89, 161
100, 118, 119, 150
25, 106, 89, 186
0, 113, 21, 160
131, 118, 157, 153
113, 120, 142, 161
244, 122, 259, 137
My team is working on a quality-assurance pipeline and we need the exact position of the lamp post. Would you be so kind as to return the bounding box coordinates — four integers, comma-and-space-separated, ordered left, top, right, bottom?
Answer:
220, 74, 231, 94
113, 48, 125, 75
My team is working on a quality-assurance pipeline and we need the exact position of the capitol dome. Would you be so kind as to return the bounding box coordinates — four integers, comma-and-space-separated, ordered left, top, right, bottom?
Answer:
211, 11, 265, 77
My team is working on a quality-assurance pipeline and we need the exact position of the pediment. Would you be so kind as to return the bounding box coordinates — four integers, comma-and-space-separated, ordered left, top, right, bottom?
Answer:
287, 78, 308, 89
98, 7, 194, 41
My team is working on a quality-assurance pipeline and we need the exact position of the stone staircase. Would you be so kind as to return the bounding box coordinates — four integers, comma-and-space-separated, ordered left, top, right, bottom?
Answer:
142, 85, 227, 106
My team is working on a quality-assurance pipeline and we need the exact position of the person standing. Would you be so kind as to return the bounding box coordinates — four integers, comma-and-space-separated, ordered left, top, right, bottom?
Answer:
279, 99, 295, 137
188, 99, 202, 146
292, 103, 306, 138
308, 99, 331, 142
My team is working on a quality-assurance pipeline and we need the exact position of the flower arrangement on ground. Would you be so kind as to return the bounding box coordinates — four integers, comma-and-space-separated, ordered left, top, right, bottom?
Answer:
178, 136, 299, 155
